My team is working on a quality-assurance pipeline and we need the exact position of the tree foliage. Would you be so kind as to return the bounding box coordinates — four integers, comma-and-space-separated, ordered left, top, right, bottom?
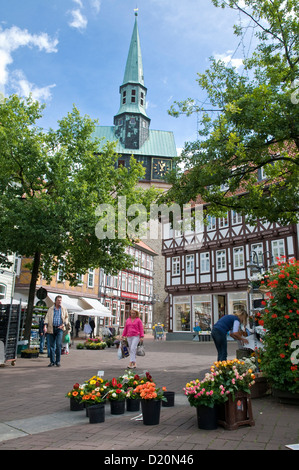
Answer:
0, 95, 160, 339
165, 0, 299, 225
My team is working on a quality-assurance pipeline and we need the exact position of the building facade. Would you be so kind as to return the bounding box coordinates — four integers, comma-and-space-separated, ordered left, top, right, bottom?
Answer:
162, 207, 298, 340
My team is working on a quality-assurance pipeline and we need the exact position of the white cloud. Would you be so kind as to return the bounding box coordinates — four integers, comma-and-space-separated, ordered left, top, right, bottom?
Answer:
11, 69, 56, 101
90, 0, 101, 14
213, 51, 243, 69
0, 25, 58, 94
68, 8, 88, 30
67, 0, 101, 31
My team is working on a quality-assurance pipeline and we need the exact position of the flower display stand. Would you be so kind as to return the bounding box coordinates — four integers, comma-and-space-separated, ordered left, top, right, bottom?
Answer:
217, 392, 255, 430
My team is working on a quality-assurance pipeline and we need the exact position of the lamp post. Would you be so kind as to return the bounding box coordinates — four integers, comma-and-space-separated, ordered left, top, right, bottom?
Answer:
248, 250, 275, 273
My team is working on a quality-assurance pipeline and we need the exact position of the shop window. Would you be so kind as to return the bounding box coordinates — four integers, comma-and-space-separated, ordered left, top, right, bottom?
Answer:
173, 296, 190, 332
193, 294, 212, 333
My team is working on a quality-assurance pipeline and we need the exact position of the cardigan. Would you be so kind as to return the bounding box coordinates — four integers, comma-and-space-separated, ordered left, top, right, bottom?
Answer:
44, 305, 69, 334
122, 317, 144, 338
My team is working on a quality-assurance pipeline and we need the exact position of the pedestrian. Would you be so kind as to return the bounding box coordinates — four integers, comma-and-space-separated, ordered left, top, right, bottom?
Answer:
44, 295, 69, 367
89, 318, 95, 338
121, 309, 144, 369
38, 317, 46, 354
211, 307, 249, 361
75, 318, 81, 338
62, 322, 71, 355
83, 320, 92, 338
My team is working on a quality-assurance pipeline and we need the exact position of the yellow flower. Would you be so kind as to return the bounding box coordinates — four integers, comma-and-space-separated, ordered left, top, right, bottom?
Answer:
90, 380, 96, 385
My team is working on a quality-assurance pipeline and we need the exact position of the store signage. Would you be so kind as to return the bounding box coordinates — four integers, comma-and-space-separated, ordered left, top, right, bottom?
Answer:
121, 292, 138, 300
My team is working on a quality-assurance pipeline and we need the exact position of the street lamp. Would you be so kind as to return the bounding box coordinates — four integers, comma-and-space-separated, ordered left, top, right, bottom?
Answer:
248, 250, 275, 273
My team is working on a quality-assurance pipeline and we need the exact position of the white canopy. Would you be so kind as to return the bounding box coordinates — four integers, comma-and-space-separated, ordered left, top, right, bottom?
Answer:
46, 293, 83, 312
79, 297, 114, 318
0, 298, 27, 307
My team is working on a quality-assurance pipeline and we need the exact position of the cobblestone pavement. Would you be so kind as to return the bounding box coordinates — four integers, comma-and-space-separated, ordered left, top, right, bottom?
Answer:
0, 335, 298, 452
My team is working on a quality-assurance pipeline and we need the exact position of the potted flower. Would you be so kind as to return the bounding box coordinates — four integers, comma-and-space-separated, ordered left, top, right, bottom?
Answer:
258, 257, 299, 403
133, 381, 167, 425
66, 382, 85, 411
106, 377, 126, 414
20, 348, 39, 358
184, 359, 256, 430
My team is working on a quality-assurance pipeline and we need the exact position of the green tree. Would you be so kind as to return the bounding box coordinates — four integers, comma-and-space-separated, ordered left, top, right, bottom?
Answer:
0, 95, 160, 341
165, 0, 299, 225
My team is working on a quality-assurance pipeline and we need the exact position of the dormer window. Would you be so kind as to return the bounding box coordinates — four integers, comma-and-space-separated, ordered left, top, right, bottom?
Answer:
122, 91, 126, 104
140, 91, 144, 106
131, 89, 136, 103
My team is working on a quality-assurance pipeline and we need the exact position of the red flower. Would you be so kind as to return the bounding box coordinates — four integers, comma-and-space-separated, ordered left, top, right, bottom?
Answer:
258, 320, 264, 326
285, 315, 290, 319
280, 354, 285, 358
271, 314, 278, 318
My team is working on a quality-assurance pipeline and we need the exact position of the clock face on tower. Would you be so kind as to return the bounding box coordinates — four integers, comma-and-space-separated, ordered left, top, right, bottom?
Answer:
152, 158, 172, 179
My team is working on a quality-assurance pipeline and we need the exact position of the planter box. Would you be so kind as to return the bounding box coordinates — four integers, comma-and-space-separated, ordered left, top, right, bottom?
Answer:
21, 351, 39, 359
250, 374, 270, 399
272, 388, 299, 405
217, 392, 255, 431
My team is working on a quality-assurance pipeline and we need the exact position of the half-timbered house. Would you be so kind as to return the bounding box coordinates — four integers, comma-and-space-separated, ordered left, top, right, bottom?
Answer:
162, 206, 298, 340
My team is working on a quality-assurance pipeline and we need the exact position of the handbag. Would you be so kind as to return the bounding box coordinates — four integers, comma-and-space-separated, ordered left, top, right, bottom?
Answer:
136, 343, 145, 356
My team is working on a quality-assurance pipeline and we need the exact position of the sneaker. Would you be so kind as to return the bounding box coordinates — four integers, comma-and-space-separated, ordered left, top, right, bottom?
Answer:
48, 363, 55, 367
55, 363, 61, 367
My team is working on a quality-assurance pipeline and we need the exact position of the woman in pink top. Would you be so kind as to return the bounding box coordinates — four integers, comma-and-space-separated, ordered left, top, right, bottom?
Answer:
122, 309, 144, 369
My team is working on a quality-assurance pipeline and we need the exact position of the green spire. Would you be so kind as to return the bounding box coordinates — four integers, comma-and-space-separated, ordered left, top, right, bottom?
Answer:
122, 12, 144, 86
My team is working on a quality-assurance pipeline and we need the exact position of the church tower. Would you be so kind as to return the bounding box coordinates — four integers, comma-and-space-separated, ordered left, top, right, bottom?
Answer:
114, 11, 151, 150
93, 11, 177, 189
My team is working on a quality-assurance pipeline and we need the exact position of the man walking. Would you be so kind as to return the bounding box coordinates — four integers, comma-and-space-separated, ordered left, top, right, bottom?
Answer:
44, 295, 69, 367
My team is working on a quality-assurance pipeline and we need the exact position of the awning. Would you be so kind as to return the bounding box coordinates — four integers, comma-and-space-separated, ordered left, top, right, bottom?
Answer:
79, 297, 114, 318
46, 293, 83, 312
0, 298, 27, 307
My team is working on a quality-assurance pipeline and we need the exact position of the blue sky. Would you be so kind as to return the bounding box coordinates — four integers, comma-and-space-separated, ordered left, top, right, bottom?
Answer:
0, 0, 252, 150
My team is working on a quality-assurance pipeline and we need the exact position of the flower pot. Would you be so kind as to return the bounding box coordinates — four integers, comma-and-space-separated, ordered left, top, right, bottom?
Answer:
88, 404, 105, 423
196, 405, 218, 430
110, 400, 125, 415
250, 374, 270, 399
70, 397, 84, 411
162, 391, 175, 407
217, 392, 255, 430
126, 398, 141, 412
141, 400, 161, 425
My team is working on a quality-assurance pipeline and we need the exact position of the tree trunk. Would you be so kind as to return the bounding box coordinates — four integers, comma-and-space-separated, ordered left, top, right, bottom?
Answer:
24, 251, 41, 344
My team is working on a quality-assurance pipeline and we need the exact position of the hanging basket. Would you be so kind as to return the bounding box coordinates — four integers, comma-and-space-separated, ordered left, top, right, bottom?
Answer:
141, 400, 161, 425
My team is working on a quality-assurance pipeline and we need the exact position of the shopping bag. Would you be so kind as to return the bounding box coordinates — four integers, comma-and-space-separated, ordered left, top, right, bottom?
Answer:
136, 343, 145, 356
121, 340, 129, 357
117, 346, 123, 360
